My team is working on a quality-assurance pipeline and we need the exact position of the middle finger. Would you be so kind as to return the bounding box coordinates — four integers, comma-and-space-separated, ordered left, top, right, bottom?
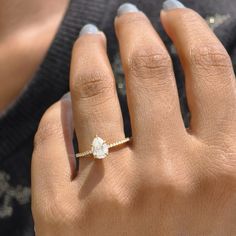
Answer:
115, 4, 186, 148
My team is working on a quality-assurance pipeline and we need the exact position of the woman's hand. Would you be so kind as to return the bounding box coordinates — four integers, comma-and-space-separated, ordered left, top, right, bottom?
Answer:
32, 1, 236, 235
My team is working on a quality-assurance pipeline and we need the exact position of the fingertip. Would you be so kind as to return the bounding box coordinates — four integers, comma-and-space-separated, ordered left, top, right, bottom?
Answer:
160, 10, 166, 24
73, 29, 107, 57
99, 31, 107, 46
160, 10, 170, 35
162, 0, 185, 11
61, 92, 71, 101
114, 11, 148, 39
78, 24, 106, 42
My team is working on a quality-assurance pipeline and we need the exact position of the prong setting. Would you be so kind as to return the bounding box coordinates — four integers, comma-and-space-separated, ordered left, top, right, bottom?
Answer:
75, 136, 130, 159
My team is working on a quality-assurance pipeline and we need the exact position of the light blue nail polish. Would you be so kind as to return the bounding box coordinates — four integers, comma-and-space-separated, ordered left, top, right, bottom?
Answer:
163, 0, 185, 11
79, 24, 99, 36
117, 3, 139, 16
62, 92, 71, 100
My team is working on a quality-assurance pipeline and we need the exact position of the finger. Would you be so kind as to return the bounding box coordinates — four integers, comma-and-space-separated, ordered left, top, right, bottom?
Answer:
161, 0, 236, 136
32, 94, 75, 215
115, 4, 186, 148
70, 24, 125, 158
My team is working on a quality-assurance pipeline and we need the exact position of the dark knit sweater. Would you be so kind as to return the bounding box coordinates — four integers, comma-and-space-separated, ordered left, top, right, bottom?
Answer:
0, 0, 235, 235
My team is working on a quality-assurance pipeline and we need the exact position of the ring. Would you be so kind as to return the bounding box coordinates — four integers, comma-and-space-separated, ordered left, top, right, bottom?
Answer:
76, 135, 130, 159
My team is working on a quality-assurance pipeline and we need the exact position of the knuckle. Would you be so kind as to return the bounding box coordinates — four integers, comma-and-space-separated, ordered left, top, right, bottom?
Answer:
34, 106, 63, 146
127, 162, 194, 203
34, 122, 63, 147
155, 169, 194, 195
71, 71, 114, 102
128, 47, 173, 85
190, 45, 232, 77
209, 147, 236, 181
189, 145, 236, 191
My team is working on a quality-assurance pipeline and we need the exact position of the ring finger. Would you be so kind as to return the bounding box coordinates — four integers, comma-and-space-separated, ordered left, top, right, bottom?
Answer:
70, 24, 126, 162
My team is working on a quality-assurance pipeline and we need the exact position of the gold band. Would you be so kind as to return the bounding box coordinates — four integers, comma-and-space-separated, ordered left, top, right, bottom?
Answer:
76, 136, 130, 159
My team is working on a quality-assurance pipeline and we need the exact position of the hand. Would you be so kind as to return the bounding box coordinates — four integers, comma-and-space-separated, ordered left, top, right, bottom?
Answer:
32, 2, 236, 235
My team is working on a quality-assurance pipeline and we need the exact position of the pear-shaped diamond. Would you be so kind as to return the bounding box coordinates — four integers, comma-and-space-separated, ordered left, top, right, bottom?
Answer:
92, 136, 109, 159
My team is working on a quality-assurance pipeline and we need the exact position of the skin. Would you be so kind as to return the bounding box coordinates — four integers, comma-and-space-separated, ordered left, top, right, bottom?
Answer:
0, 0, 69, 111
32, 7, 236, 236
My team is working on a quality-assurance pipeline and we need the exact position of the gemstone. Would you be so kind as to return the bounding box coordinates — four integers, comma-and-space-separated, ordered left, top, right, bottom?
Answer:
91, 136, 109, 159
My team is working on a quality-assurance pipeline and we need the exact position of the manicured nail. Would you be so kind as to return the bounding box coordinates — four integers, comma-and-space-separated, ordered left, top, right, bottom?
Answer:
62, 92, 71, 100
117, 3, 139, 17
163, 0, 185, 11
79, 24, 99, 36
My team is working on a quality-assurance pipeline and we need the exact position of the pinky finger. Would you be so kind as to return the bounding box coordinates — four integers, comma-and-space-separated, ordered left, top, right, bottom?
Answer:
32, 93, 75, 223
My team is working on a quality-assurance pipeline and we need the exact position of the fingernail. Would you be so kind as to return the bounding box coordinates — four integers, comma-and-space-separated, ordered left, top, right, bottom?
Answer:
62, 92, 71, 100
79, 24, 99, 36
117, 3, 139, 17
163, 0, 185, 11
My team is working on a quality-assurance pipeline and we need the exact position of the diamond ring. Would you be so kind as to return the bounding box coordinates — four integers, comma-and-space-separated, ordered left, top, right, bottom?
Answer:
75, 135, 130, 159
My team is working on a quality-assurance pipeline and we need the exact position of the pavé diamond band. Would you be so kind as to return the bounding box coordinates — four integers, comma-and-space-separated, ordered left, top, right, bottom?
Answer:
76, 136, 130, 159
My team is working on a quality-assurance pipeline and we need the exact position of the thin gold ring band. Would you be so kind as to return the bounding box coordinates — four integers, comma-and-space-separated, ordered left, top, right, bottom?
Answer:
75, 136, 130, 159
